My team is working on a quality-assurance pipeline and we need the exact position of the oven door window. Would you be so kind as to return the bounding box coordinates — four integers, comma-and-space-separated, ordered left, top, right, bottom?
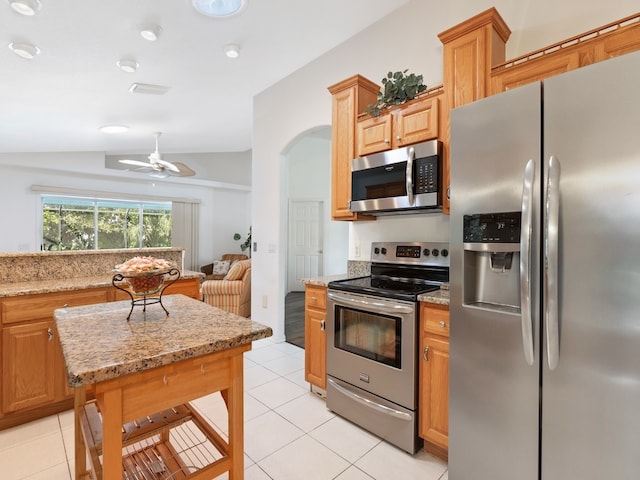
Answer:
334, 305, 401, 368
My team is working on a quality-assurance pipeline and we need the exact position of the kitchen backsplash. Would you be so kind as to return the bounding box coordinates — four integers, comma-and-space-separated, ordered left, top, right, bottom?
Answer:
347, 260, 370, 278
0, 248, 185, 284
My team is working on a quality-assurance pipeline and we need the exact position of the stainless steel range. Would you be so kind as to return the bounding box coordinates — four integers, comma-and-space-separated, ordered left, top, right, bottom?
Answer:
326, 241, 449, 453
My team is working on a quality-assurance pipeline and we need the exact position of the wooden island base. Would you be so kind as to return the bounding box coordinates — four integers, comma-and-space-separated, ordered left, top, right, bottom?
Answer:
74, 344, 249, 480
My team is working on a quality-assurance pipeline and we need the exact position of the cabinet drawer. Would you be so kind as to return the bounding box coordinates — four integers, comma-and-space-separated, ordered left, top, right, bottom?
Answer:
421, 303, 450, 337
2, 289, 109, 324
305, 285, 327, 310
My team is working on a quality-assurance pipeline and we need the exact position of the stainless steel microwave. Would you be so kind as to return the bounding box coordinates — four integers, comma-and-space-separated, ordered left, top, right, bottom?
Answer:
350, 139, 442, 215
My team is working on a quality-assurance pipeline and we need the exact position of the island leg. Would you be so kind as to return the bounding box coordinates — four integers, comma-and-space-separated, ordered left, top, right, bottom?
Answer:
101, 388, 123, 479
227, 354, 244, 480
74, 387, 88, 480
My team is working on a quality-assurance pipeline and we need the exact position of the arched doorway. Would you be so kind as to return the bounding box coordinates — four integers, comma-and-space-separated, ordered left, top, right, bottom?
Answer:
283, 126, 348, 347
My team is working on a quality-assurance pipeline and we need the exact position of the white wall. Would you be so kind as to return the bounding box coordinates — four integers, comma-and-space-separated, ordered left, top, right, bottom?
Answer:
251, 0, 639, 341
0, 153, 250, 268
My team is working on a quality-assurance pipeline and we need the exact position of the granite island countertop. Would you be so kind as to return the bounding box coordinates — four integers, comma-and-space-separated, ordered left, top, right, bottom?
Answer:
54, 294, 272, 387
0, 269, 204, 298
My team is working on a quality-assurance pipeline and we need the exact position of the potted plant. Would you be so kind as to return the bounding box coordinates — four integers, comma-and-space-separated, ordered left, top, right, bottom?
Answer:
233, 227, 252, 256
364, 70, 427, 117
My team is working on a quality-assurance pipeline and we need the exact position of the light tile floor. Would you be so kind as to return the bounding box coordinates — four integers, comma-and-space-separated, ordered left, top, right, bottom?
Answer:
0, 338, 449, 480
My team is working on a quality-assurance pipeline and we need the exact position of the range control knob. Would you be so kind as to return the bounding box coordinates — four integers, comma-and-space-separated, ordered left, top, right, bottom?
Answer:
423, 248, 430, 257
432, 249, 440, 257
441, 249, 449, 257
374, 247, 380, 254
380, 247, 387, 255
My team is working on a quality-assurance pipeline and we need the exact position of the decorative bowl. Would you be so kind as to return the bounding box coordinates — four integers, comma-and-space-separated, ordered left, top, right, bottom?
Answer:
113, 256, 176, 296
123, 269, 170, 296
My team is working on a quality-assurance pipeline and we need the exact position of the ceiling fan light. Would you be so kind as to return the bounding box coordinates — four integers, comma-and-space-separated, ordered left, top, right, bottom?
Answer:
8, 0, 41, 16
116, 59, 139, 73
140, 24, 162, 41
100, 125, 129, 134
192, 0, 247, 18
8, 42, 40, 59
224, 44, 240, 58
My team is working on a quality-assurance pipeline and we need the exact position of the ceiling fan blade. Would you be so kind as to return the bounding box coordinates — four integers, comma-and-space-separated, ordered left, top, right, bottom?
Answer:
167, 162, 196, 177
119, 159, 153, 169
153, 157, 181, 173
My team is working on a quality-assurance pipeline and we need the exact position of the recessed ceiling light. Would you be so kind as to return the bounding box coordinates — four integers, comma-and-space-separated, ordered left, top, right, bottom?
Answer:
140, 24, 162, 41
116, 59, 139, 73
224, 44, 240, 58
100, 125, 129, 134
192, 0, 247, 18
8, 0, 41, 16
8, 42, 40, 59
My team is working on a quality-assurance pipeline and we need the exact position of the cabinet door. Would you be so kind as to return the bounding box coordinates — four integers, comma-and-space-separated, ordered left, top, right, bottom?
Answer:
304, 307, 326, 389
2, 321, 56, 413
393, 97, 439, 148
304, 285, 327, 389
356, 113, 392, 156
419, 335, 449, 449
419, 334, 449, 449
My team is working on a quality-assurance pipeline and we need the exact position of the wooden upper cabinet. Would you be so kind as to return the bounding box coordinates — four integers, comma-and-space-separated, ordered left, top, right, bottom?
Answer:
356, 96, 439, 157
491, 13, 640, 94
439, 7, 511, 109
438, 7, 511, 215
328, 75, 379, 221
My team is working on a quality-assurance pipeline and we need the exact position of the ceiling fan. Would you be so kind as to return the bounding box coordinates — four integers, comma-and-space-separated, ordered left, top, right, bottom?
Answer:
119, 132, 196, 177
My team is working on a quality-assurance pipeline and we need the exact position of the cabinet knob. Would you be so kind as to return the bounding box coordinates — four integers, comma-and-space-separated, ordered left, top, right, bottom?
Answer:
47, 328, 54, 342
320, 320, 326, 331
384, 139, 390, 144
423, 345, 430, 361
439, 321, 447, 328
396, 135, 401, 142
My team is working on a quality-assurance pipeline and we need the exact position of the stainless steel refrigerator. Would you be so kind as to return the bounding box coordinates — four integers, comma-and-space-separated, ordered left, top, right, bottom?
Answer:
449, 50, 640, 480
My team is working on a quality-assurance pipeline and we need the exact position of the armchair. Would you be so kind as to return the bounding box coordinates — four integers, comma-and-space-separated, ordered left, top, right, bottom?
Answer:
200, 253, 249, 280
201, 259, 251, 317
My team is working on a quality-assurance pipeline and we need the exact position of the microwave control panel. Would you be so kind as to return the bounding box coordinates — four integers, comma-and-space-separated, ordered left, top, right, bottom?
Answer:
414, 155, 439, 194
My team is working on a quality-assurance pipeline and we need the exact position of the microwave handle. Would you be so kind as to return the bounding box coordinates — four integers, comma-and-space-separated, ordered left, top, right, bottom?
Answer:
406, 146, 415, 206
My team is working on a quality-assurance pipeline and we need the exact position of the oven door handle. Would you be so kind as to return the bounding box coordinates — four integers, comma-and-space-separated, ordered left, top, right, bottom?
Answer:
327, 291, 414, 314
328, 378, 412, 421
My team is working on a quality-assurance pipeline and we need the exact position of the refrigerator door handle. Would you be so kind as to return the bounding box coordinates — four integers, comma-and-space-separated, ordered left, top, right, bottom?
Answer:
520, 158, 535, 366
545, 155, 561, 370
406, 146, 415, 205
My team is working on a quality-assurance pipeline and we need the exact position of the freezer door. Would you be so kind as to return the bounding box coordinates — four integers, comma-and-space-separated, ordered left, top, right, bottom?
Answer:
542, 51, 640, 479
449, 82, 541, 480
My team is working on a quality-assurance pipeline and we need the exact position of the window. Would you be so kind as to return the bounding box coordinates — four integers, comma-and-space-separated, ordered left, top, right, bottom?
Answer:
41, 195, 172, 251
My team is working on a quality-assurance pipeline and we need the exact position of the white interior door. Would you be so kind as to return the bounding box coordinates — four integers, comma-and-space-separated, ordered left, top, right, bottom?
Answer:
288, 200, 323, 292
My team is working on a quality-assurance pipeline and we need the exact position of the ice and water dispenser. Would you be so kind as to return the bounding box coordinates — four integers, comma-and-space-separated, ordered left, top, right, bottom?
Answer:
463, 212, 521, 314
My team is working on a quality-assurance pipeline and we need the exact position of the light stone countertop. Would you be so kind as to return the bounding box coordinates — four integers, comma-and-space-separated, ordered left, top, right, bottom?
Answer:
54, 294, 272, 387
0, 269, 204, 298
418, 288, 450, 306
301, 274, 350, 287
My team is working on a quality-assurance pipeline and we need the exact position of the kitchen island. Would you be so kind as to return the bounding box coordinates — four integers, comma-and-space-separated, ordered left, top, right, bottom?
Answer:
55, 294, 272, 480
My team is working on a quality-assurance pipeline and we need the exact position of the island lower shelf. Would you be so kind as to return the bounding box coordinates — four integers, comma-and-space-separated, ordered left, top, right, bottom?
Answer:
79, 401, 230, 480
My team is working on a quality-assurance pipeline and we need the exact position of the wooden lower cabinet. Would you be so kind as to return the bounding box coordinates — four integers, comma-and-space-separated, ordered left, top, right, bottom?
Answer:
0, 277, 201, 430
304, 284, 327, 390
419, 302, 450, 460
2, 320, 57, 413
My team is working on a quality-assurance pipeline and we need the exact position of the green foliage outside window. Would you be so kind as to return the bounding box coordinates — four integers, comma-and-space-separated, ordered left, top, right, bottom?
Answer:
41, 196, 172, 251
